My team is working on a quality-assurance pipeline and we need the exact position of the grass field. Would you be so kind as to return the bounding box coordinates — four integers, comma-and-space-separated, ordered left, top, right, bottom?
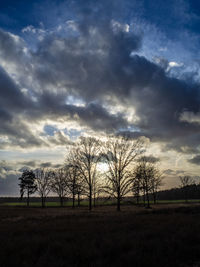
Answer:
1, 198, 200, 207
0, 204, 200, 266
0, 200, 112, 207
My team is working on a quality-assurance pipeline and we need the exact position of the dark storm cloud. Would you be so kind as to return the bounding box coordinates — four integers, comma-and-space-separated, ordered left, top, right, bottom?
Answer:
39, 162, 62, 168
28, 91, 129, 132
0, 29, 25, 63
0, 64, 44, 148
0, 23, 133, 148
31, 19, 200, 152
0, 160, 13, 172
18, 160, 36, 168
163, 169, 185, 175
0, 0, 199, 153
0, 66, 30, 110
65, 102, 128, 132
17, 160, 61, 170
19, 161, 54, 170
0, 119, 45, 149
137, 155, 160, 163
163, 169, 174, 175
188, 155, 200, 165
39, 162, 52, 168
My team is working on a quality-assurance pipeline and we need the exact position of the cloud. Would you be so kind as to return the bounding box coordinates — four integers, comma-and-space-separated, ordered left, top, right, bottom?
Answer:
0, 174, 19, 196
188, 155, 200, 165
17, 160, 62, 170
0, 0, 200, 195
137, 155, 160, 163
39, 162, 62, 168
142, 155, 160, 163
168, 61, 183, 68
0, 0, 199, 156
163, 169, 174, 175
180, 111, 200, 124
18, 161, 36, 168
22, 25, 37, 34
163, 169, 185, 175
28, 19, 200, 155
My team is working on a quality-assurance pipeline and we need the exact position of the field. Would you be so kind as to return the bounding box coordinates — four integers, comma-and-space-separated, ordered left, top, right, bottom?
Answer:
0, 204, 200, 267
1, 198, 200, 207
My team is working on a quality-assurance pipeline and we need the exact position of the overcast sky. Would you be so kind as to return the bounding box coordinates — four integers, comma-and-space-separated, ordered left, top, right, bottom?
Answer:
0, 0, 200, 196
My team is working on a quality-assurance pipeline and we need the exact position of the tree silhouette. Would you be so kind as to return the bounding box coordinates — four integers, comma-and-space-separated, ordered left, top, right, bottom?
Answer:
18, 170, 37, 207
66, 163, 80, 208
179, 175, 194, 203
150, 168, 163, 204
35, 168, 52, 207
134, 156, 160, 208
72, 137, 101, 210
50, 168, 69, 207
132, 172, 141, 204
103, 136, 144, 211
65, 148, 86, 208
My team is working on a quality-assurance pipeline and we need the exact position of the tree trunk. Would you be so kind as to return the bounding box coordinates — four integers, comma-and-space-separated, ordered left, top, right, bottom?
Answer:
93, 193, 96, 207
153, 192, 156, 204
143, 190, 146, 206
78, 192, 81, 207
60, 196, 64, 207
89, 185, 92, 211
72, 191, 75, 208
184, 188, 188, 203
117, 196, 120, 211
136, 194, 139, 205
27, 189, 30, 207
117, 189, 121, 211
41, 195, 44, 208
146, 189, 150, 208
41, 196, 46, 208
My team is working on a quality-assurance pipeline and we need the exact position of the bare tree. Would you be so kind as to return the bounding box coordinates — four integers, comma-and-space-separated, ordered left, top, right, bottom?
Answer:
76, 181, 85, 207
193, 176, 200, 203
71, 137, 101, 210
132, 173, 141, 204
92, 171, 105, 207
65, 148, 86, 208
65, 163, 79, 208
103, 136, 145, 211
150, 170, 164, 204
50, 168, 69, 206
134, 156, 162, 208
35, 168, 52, 207
134, 161, 146, 206
179, 175, 194, 203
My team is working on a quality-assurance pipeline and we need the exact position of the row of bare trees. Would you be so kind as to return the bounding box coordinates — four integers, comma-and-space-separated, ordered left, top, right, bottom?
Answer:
19, 136, 164, 210
133, 157, 163, 208
179, 175, 197, 203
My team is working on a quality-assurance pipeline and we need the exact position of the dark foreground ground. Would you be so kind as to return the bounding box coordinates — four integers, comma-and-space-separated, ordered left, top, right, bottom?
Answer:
0, 204, 200, 267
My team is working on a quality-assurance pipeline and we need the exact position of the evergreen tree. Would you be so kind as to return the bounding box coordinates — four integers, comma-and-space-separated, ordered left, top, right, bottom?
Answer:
18, 170, 37, 207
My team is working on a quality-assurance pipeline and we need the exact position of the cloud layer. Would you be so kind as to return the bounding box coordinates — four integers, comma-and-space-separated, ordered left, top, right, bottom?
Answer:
0, 0, 200, 194
0, 10, 199, 153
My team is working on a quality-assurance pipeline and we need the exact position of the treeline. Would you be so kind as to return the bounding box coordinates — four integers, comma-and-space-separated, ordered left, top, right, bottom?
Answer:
156, 184, 200, 202
18, 136, 163, 211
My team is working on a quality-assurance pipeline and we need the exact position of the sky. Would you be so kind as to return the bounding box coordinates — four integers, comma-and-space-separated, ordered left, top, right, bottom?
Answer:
0, 0, 200, 196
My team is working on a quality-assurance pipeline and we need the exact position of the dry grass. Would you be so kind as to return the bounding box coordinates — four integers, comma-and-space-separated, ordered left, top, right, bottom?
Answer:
0, 204, 200, 267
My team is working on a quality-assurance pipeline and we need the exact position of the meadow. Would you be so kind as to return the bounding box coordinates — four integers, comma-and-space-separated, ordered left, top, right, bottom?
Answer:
0, 204, 200, 267
1, 198, 200, 207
